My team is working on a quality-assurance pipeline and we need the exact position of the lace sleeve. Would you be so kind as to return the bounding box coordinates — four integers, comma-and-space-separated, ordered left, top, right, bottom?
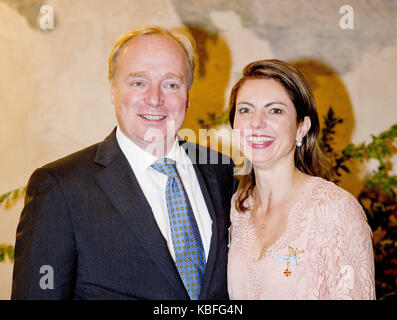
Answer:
309, 189, 376, 300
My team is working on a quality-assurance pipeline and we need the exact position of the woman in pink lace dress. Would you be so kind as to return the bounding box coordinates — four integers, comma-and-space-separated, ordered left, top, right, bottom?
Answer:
227, 59, 375, 300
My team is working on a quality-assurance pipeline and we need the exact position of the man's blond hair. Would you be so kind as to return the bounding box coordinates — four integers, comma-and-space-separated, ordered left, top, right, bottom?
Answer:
108, 25, 196, 91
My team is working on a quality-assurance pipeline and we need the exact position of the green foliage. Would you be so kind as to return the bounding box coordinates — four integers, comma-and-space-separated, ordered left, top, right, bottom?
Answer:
342, 125, 397, 197
0, 187, 24, 264
197, 110, 229, 129
0, 186, 26, 208
0, 244, 14, 263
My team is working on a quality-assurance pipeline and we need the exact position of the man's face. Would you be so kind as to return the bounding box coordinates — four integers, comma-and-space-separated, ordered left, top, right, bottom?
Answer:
111, 34, 189, 154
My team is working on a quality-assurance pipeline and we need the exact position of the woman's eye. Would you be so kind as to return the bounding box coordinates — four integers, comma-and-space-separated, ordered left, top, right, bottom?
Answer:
238, 107, 251, 114
270, 107, 283, 114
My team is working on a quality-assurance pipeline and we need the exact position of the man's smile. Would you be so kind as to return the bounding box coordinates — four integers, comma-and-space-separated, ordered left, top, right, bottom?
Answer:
139, 114, 167, 121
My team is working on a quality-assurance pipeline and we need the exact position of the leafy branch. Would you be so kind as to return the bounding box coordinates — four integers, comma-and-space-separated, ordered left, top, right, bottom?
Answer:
0, 244, 14, 263
0, 186, 26, 208
320, 108, 397, 194
0, 187, 25, 263
197, 110, 229, 129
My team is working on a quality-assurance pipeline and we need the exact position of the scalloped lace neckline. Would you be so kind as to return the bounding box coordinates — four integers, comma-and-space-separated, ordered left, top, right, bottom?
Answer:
243, 176, 318, 259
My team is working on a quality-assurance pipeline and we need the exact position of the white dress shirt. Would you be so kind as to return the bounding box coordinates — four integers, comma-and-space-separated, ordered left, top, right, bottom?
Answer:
116, 127, 212, 262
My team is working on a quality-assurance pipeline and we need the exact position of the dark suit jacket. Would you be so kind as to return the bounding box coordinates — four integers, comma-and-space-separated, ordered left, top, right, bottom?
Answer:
11, 129, 235, 299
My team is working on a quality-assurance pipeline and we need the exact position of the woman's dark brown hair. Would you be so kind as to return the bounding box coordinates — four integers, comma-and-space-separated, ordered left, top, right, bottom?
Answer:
229, 59, 330, 212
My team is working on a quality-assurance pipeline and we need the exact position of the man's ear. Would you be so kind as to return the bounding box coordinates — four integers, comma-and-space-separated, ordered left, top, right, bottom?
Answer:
297, 116, 311, 140
186, 93, 190, 109
110, 85, 115, 105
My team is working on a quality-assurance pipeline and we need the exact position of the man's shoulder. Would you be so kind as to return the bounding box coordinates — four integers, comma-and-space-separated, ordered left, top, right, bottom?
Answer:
24, 141, 106, 195
39, 130, 118, 175
41, 142, 101, 175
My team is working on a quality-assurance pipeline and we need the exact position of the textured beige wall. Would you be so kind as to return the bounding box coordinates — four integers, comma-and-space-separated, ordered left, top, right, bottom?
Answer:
1, 0, 396, 299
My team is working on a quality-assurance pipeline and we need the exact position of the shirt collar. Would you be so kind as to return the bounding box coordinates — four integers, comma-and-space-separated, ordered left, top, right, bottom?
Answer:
116, 126, 185, 172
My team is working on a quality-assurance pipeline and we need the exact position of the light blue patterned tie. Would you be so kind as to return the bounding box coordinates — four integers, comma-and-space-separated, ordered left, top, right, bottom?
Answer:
151, 158, 206, 300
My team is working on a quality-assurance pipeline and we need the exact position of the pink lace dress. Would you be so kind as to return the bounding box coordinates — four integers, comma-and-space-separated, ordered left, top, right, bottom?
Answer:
227, 176, 375, 300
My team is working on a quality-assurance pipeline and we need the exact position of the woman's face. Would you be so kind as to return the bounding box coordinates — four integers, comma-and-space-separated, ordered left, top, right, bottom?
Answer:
233, 78, 310, 168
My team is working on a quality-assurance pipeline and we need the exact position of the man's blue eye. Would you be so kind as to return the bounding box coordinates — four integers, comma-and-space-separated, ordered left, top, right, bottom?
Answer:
131, 81, 144, 87
166, 83, 179, 89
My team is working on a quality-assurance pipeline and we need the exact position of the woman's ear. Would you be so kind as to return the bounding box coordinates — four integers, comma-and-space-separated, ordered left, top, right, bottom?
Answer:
297, 116, 311, 140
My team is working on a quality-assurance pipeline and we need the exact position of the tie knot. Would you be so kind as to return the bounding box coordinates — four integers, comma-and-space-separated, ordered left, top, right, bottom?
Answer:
151, 158, 178, 178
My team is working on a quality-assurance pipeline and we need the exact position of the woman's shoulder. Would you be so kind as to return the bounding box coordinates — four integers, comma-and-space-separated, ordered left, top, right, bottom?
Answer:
305, 176, 368, 223
306, 176, 358, 203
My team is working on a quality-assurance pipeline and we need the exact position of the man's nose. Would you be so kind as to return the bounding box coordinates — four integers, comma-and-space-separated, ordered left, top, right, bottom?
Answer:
144, 85, 163, 107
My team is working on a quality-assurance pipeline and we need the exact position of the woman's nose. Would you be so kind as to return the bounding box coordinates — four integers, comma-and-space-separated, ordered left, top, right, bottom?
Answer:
250, 112, 267, 129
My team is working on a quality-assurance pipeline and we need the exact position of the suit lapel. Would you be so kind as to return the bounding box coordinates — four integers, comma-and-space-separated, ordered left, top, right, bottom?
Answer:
94, 130, 187, 297
193, 164, 221, 299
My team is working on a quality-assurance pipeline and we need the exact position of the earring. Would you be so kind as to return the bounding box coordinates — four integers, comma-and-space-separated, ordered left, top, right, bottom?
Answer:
296, 139, 302, 147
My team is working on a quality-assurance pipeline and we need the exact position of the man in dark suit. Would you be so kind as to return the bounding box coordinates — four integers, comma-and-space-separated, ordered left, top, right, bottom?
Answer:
11, 25, 234, 299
